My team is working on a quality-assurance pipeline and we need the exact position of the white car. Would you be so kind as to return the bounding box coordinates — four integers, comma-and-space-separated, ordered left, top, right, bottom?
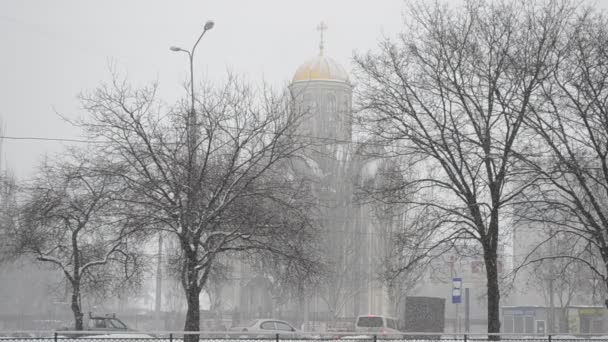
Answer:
354, 315, 402, 336
229, 319, 301, 338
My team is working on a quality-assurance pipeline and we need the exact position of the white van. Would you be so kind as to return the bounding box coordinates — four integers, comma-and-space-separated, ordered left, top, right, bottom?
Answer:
354, 315, 401, 336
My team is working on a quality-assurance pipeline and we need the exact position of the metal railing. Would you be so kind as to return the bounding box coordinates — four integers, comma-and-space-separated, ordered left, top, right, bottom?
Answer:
1, 331, 607, 342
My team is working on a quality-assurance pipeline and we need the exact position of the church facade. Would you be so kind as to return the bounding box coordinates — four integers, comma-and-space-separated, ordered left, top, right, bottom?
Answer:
221, 34, 401, 329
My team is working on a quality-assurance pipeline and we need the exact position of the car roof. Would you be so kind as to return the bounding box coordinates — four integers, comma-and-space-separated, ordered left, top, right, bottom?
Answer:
356, 315, 397, 319
257, 319, 296, 326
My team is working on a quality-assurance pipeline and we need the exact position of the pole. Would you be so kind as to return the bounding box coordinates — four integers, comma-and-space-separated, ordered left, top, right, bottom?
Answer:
456, 302, 460, 333
549, 227, 555, 334
187, 49, 198, 181
187, 26, 211, 160
155, 232, 163, 328
549, 278, 554, 334
190, 51, 195, 119
465, 288, 470, 333
170, 22, 213, 163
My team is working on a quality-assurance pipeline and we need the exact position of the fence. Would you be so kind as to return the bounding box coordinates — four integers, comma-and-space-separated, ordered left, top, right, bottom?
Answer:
1, 332, 608, 342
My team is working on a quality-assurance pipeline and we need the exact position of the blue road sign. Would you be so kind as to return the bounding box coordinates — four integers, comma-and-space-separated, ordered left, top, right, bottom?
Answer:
452, 277, 462, 304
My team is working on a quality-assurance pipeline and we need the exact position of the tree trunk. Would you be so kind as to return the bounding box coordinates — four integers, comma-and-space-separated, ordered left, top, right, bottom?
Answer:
559, 308, 568, 333
71, 282, 84, 330
303, 296, 310, 331
297, 289, 305, 328
484, 247, 500, 339
604, 261, 608, 309
604, 277, 608, 309
183, 251, 201, 342
184, 284, 201, 342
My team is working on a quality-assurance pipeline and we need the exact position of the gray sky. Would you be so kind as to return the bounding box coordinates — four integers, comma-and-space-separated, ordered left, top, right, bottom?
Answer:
0, 0, 404, 178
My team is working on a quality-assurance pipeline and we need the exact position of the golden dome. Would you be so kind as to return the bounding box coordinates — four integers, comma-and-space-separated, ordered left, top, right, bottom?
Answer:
292, 55, 349, 83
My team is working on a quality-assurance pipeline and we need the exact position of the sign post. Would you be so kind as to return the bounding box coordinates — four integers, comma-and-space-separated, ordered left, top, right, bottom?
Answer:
465, 287, 470, 333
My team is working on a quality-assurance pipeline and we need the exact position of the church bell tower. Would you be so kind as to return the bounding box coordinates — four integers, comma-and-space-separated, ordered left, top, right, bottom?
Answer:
289, 21, 353, 144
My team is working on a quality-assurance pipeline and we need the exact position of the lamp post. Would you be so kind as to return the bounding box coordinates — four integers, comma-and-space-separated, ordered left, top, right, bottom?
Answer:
167, 21, 214, 337
170, 20, 215, 154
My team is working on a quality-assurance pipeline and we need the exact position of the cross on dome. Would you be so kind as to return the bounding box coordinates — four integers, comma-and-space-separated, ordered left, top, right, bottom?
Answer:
291, 21, 350, 83
317, 21, 327, 56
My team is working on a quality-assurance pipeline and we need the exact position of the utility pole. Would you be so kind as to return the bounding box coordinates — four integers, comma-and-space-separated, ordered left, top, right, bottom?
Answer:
155, 232, 163, 329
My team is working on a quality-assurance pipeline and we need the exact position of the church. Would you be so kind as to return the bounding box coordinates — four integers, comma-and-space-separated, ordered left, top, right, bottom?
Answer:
221, 23, 402, 330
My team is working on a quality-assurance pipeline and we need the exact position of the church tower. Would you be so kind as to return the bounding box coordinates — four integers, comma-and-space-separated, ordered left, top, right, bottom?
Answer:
224, 23, 395, 327
288, 23, 378, 322
289, 22, 352, 144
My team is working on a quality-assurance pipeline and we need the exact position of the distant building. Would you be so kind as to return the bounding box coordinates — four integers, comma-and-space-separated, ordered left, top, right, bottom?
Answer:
502, 305, 608, 335
506, 168, 608, 334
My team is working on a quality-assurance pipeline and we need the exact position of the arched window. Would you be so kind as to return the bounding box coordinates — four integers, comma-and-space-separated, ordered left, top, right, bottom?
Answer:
341, 95, 351, 139
326, 93, 337, 113
300, 93, 316, 134
341, 96, 350, 115
326, 94, 337, 137
302, 93, 312, 114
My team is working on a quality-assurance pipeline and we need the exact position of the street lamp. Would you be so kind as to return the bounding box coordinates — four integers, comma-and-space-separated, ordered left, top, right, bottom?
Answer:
169, 20, 215, 149
168, 22, 214, 339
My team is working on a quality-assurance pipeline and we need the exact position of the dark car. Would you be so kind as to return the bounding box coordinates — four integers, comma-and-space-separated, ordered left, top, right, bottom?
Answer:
86, 313, 129, 332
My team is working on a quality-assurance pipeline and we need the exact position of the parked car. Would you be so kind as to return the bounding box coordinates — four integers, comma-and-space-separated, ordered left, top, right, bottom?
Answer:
86, 313, 130, 332
229, 319, 301, 338
354, 315, 402, 337
59, 313, 153, 338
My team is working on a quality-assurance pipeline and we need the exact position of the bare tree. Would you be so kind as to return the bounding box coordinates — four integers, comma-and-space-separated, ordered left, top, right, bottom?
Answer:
308, 147, 368, 325
378, 208, 433, 319
520, 8, 608, 308
354, 0, 573, 334
526, 229, 603, 333
15, 153, 144, 330
356, 153, 435, 319
316, 227, 366, 324
77, 74, 318, 339
252, 228, 323, 328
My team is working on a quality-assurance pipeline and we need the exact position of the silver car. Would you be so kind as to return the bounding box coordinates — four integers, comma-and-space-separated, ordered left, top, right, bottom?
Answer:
230, 319, 300, 337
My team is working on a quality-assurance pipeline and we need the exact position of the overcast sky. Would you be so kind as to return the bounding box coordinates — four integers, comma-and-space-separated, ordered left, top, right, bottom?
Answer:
0, 0, 406, 178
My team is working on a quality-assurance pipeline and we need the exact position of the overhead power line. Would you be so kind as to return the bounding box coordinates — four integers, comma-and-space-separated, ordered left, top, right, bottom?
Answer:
0, 128, 391, 148
0, 136, 99, 143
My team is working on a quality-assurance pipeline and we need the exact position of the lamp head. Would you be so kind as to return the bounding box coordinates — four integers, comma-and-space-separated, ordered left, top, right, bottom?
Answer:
204, 20, 215, 31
